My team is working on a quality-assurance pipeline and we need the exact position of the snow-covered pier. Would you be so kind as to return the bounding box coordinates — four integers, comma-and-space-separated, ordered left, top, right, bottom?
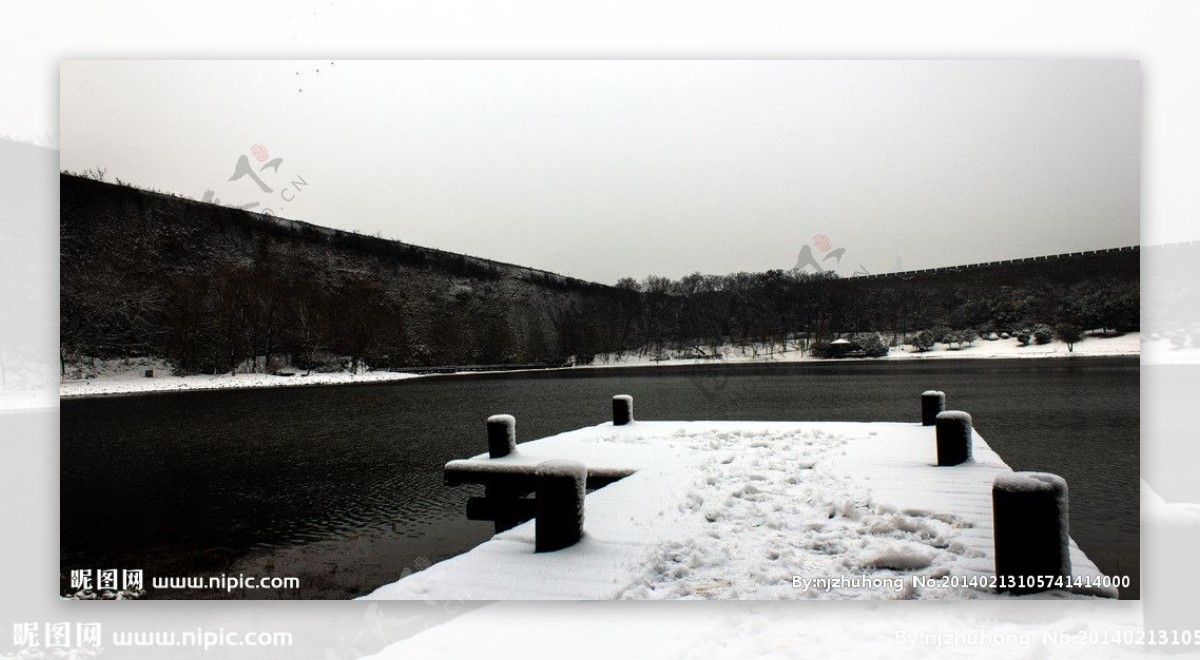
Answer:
363, 394, 1118, 600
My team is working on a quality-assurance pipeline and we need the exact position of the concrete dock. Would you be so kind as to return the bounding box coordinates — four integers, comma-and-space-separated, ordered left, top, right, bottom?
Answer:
362, 408, 1117, 600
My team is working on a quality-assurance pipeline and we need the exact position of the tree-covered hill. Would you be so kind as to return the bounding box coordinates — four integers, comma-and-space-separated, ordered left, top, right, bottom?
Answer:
60, 173, 1139, 375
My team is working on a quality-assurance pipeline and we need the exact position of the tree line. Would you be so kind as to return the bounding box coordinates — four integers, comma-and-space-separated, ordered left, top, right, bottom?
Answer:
60, 175, 1139, 375
611, 259, 1137, 359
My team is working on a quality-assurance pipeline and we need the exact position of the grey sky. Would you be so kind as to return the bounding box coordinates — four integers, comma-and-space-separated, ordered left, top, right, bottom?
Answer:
60, 60, 1139, 283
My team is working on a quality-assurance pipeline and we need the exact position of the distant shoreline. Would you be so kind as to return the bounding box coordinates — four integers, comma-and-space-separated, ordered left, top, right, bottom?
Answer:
59, 333, 1141, 400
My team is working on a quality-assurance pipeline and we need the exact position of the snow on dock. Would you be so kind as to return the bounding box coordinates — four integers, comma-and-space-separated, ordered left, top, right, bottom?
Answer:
362, 415, 1116, 601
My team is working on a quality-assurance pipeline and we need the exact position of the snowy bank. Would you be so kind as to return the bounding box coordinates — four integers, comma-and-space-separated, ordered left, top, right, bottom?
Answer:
586, 332, 1139, 369
60, 358, 421, 398
361, 420, 1115, 601
59, 333, 1139, 399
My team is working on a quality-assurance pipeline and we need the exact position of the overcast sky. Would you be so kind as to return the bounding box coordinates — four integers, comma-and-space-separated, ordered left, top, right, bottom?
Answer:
60, 60, 1139, 283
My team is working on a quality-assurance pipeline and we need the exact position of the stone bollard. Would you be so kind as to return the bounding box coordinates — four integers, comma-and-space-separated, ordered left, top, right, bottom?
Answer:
612, 394, 633, 426
487, 414, 516, 458
921, 390, 945, 426
992, 472, 1071, 593
535, 460, 587, 552
934, 410, 972, 466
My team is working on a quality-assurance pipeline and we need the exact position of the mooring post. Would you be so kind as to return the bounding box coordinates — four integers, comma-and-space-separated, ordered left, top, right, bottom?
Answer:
992, 472, 1071, 593
487, 414, 516, 459
921, 390, 945, 426
934, 410, 972, 465
612, 394, 633, 426
535, 460, 587, 552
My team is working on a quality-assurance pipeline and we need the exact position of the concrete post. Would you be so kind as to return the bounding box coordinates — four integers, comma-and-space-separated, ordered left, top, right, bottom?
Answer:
487, 414, 516, 458
935, 410, 973, 466
921, 390, 945, 426
612, 394, 633, 426
535, 460, 587, 552
992, 471, 1071, 593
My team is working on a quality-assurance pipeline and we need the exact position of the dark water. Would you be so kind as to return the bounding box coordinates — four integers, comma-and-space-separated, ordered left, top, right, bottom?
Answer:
60, 357, 1139, 599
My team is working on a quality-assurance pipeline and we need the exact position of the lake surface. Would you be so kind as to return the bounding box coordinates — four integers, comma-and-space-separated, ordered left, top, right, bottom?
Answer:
60, 357, 1139, 599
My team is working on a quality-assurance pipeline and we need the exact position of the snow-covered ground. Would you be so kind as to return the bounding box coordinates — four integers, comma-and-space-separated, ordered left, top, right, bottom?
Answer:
588, 332, 1139, 369
59, 357, 421, 398
362, 420, 1114, 601
59, 333, 1139, 399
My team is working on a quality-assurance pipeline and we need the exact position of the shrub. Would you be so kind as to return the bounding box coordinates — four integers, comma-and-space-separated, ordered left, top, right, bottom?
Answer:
301, 351, 347, 373
941, 330, 960, 349
1032, 324, 1054, 345
851, 332, 889, 358
940, 329, 977, 350
1016, 330, 1032, 346
910, 330, 937, 353
1054, 321, 1084, 352
959, 329, 978, 347
808, 341, 834, 358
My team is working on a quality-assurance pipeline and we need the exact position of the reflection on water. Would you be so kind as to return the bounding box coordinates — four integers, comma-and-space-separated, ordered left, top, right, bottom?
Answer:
60, 356, 1138, 598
